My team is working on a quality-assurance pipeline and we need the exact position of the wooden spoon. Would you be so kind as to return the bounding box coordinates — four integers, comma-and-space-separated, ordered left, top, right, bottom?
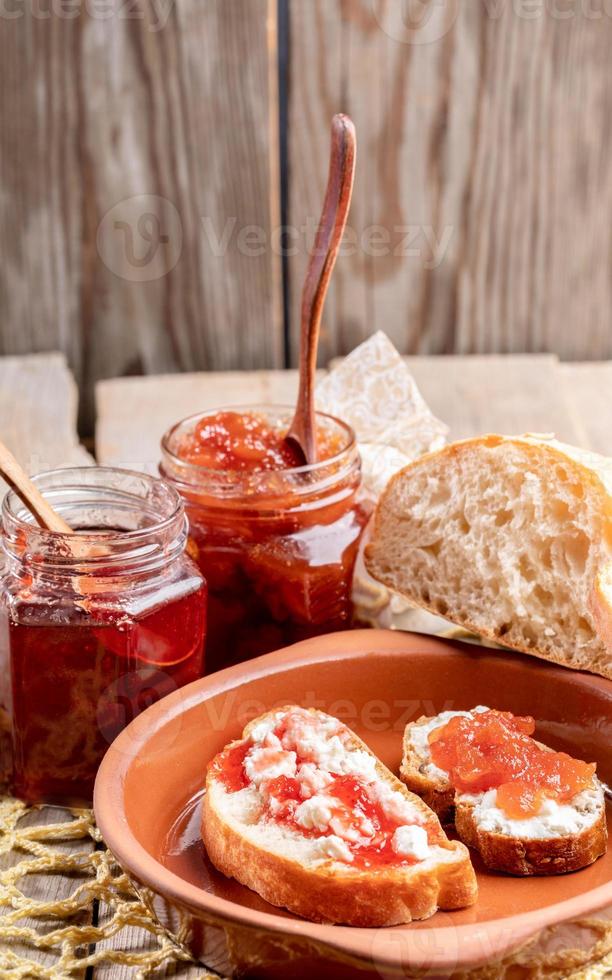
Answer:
0, 440, 73, 533
285, 113, 357, 465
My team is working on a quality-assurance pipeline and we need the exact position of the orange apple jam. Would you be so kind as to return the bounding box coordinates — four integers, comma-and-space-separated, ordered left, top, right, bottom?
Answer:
161, 408, 371, 672
176, 411, 341, 472
429, 709, 597, 818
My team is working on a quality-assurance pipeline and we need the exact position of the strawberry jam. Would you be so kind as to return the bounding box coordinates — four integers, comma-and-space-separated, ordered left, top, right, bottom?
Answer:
429, 709, 596, 818
212, 741, 252, 793
161, 408, 371, 673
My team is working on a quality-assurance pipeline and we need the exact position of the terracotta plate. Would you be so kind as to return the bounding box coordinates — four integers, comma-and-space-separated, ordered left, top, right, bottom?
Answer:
94, 630, 612, 979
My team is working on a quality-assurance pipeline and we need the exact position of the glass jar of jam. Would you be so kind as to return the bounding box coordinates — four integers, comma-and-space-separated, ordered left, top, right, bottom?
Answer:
160, 406, 371, 673
0, 467, 206, 805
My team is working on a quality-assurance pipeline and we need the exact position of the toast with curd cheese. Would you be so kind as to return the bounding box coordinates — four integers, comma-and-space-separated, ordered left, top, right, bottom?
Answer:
401, 707, 608, 876
202, 706, 477, 926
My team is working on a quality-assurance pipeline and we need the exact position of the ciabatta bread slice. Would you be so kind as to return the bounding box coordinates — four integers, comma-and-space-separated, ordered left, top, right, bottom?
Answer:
202, 706, 477, 926
365, 435, 612, 679
401, 708, 608, 876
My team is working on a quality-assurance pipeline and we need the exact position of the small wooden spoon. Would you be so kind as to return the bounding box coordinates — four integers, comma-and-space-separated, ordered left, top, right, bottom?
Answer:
285, 113, 357, 465
0, 439, 73, 533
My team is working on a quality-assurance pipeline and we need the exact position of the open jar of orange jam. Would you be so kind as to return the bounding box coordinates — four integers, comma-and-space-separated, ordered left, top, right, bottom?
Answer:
0, 467, 206, 805
160, 406, 371, 673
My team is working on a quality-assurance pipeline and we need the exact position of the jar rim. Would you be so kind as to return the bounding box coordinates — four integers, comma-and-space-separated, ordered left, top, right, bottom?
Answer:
160, 404, 358, 481
2, 465, 184, 542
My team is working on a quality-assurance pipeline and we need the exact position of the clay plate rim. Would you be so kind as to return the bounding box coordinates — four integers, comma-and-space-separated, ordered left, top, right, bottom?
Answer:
93, 630, 612, 973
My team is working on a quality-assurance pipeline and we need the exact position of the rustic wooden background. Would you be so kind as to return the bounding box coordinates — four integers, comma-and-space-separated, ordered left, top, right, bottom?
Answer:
1, 0, 611, 433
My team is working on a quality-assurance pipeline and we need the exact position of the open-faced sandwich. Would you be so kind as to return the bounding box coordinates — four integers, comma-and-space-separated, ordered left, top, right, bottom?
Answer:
401, 706, 608, 875
202, 705, 477, 925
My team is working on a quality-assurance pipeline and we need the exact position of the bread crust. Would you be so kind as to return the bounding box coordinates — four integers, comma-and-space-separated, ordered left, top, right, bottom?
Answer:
202, 707, 478, 926
364, 434, 612, 680
455, 798, 608, 876
399, 715, 455, 824
592, 563, 612, 652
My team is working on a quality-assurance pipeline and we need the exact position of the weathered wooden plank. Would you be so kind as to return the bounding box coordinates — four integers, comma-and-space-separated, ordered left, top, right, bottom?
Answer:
0, 0, 282, 433
95, 355, 585, 470
560, 362, 612, 456
95, 369, 322, 471
402, 354, 582, 444
288, 2, 612, 364
0, 353, 92, 495
325, 352, 583, 444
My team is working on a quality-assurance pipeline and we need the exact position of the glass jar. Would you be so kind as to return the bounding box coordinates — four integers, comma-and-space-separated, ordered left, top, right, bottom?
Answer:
160, 406, 372, 673
0, 467, 206, 805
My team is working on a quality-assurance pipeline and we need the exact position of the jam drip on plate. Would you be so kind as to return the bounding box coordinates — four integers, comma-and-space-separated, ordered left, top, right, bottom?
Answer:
429, 709, 597, 818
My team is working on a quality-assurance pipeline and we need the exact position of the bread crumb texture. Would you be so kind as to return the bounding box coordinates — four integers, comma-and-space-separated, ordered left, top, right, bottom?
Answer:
366, 436, 612, 678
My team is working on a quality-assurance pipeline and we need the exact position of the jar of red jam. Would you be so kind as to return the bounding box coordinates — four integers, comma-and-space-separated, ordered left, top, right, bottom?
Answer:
0, 467, 206, 805
160, 406, 371, 673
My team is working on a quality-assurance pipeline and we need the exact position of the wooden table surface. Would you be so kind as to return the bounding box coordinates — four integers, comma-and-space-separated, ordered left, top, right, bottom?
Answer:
1, 351, 611, 978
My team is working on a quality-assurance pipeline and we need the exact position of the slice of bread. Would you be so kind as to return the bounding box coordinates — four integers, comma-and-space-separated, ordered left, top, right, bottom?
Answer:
365, 434, 612, 679
202, 706, 477, 926
401, 709, 608, 876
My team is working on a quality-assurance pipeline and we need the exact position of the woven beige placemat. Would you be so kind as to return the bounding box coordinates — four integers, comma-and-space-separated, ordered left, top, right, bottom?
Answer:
0, 797, 215, 978
0, 796, 610, 979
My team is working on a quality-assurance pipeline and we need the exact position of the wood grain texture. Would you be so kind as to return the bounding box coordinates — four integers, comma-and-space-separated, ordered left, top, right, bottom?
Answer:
560, 362, 612, 456
95, 355, 584, 470
288, 1, 612, 365
402, 354, 581, 443
0, 354, 92, 498
0, 0, 282, 433
95, 369, 324, 472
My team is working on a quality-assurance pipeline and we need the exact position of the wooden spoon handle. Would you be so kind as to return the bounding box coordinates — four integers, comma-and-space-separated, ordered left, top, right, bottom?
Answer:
293, 113, 357, 463
0, 441, 73, 533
